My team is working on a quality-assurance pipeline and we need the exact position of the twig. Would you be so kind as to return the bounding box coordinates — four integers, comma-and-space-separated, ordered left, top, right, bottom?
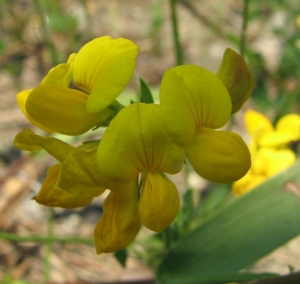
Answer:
240, 0, 250, 57
44, 207, 54, 282
252, 271, 300, 284
169, 0, 184, 65
179, 0, 239, 45
33, 0, 60, 65
0, 232, 94, 245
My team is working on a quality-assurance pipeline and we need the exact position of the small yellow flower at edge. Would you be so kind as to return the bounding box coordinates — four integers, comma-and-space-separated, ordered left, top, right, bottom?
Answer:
233, 110, 299, 196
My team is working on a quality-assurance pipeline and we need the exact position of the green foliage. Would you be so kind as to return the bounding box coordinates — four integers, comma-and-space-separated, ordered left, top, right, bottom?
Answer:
245, 0, 300, 116
0, 37, 6, 54
2, 274, 32, 284
47, 12, 78, 34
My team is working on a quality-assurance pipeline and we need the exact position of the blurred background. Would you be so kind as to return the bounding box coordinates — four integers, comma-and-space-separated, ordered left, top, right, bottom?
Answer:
1, 0, 300, 283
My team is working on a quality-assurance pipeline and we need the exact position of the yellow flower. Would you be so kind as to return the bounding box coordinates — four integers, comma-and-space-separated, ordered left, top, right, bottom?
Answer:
17, 36, 139, 135
95, 103, 184, 253
233, 110, 299, 195
14, 128, 106, 206
14, 47, 254, 254
14, 128, 142, 253
160, 64, 251, 183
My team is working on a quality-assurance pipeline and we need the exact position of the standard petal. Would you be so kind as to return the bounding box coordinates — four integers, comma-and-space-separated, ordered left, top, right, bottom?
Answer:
16, 90, 54, 132
72, 36, 139, 113
216, 48, 254, 114
139, 170, 180, 232
94, 183, 141, 254
160, 65, 232, 147
25, 85, 114, 135
97, 103, 185, 184
14, 128, 73, 161
34, 164, 93, 208
56, 147, 107, 197
186, 128, 251, 183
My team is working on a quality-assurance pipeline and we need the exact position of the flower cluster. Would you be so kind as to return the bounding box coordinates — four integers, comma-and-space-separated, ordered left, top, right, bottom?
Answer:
14, 36, 253, 253
233, 110, 300, 196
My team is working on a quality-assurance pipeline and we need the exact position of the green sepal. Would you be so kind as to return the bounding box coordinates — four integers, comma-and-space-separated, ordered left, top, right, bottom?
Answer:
217, 48, 254, 114
114, 248, 128, 267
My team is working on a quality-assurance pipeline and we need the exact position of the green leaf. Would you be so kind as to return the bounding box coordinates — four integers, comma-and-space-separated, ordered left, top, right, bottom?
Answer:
157, 159, 300, 280
140, 78, 154, 104
158, 272, 278, 284
194, 183, 231, 221
175, 189, 194, 226
114, 248, 128, 267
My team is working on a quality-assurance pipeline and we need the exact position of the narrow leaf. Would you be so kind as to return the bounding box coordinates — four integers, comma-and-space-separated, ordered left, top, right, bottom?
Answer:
159, 272, 278, 284
140, 78, 154, 103
158, 159, 300, 279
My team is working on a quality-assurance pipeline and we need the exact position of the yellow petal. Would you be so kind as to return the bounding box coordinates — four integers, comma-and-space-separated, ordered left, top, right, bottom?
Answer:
25, 85, 114, 135
72, 36, 139, 113
14, 128, 73, 161
253, 148, 295, 177
216, 48, 254, 114
41, 63, 72, 87
56, 147, 106, 197
97, 103, 185, 184
259, 132, 294, 147
41, 53, 76, 87
139, 170, 180, 232
16, 90, 53, 132
160, 65, 232, 147
244, 109, 274, 142
34, 164, 93, 208
259, 114, 300, 147
232, 171, 266, 196
94, 183, 141, 254
186, 128, 251, 183
276, 113, 300, 141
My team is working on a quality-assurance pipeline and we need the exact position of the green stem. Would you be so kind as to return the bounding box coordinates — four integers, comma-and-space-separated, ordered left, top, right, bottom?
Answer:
34, 0, 60, 65
240, 0, 250, 58
162, 227, 172, 255
0, 232, 94, 244
44, 207, 54, 283
109, 100, 126, 113
169, 0, 184, 65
